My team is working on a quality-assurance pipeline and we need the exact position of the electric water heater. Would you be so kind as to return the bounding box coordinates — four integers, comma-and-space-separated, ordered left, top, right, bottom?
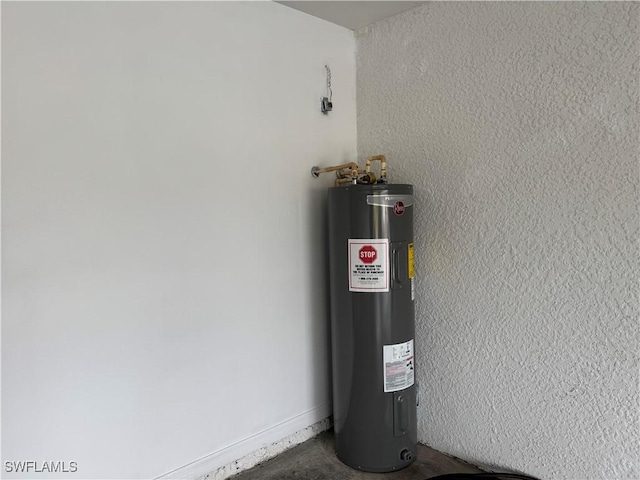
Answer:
328, 183, 417, 472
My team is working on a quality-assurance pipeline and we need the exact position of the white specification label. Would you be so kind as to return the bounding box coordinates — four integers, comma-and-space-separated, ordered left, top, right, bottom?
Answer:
383, 340, 415, 392
411, 278, 415, 301
348, 239, 389, 292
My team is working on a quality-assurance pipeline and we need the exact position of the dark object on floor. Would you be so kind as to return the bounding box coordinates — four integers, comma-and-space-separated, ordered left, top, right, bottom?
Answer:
229, 430, 483, 479
429, 474, 540, 480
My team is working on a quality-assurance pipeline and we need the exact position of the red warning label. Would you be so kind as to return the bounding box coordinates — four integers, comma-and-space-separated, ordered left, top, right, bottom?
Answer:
348, 239, 389, 292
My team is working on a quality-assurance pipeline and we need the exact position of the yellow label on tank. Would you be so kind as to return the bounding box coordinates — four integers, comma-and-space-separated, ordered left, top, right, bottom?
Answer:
408, 243, 415, 279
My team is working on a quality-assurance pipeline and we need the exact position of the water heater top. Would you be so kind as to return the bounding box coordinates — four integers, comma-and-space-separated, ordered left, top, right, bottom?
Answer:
329, 183, 413, 193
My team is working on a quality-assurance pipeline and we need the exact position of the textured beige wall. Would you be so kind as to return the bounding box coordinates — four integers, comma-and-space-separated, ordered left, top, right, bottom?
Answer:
357, 3, 638, 479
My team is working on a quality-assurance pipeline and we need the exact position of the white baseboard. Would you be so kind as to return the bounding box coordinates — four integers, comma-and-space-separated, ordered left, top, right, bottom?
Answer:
155, 403, 332, 480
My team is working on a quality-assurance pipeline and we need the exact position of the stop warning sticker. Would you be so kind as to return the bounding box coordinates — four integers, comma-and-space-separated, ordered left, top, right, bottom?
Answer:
348, 239, 389, 292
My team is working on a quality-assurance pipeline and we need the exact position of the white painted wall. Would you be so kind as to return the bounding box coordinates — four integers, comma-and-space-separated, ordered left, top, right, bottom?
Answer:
356, 3, 638, 479
2, 2, 355, 478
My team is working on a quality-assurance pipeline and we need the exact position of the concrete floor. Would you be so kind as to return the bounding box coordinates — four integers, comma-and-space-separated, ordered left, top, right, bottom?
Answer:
229, 431, 483, 480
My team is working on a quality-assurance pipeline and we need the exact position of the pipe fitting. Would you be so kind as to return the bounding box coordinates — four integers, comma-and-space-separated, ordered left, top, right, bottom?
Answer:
400, 449, 413, 462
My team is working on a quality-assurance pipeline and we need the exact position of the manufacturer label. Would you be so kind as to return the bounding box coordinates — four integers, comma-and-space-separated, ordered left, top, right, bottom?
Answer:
348, 239, 389, 292
411, 277, 415, 301
383, 340, 415, 392
408, 243, 415, 279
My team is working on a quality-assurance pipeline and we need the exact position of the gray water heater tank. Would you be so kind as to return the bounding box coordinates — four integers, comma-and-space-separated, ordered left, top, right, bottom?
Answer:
328, 183, 417, 472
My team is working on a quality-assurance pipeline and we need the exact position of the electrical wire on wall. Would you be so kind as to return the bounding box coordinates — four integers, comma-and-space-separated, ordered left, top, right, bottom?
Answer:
321, 65, 333, 113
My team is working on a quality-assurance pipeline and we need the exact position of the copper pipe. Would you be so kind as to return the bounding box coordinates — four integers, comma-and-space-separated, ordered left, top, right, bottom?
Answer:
312, 159, 384, 186
336, 167, 354, 179
335, 177, 355, 186
312, 162, 359, 177
365, 155, 387, 180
